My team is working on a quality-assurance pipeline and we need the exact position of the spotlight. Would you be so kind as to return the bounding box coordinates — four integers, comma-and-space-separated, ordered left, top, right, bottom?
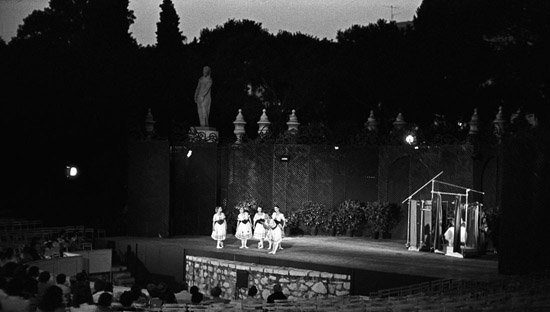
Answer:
405, 134, 416, 145
186, 150, 193, 158
334, 146, 339, 150
65, 164, 79, 179
279, 155, 290, 162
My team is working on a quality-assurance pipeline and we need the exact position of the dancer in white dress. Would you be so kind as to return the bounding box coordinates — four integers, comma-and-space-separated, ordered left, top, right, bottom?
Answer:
235, 207, 253, 248
269, 205, 286, 254
253, 206, 268, 249
211, 206, 226, 249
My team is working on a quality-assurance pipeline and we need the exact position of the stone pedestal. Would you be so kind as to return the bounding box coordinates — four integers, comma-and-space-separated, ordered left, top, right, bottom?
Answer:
189, 126, 219, 143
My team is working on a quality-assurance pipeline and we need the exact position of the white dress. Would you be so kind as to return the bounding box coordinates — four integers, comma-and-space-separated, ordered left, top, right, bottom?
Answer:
270, 212, 286, 244
235, 212, 253, 240
253, 212, 267, 239
211, 212, 226, 241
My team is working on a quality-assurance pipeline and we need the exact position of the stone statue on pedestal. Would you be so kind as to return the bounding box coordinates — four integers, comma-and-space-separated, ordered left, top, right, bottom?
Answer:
194, 66, 213, 127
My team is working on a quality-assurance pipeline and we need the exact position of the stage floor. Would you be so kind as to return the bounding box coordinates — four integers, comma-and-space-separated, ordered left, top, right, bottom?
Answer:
103, 234, 499, 286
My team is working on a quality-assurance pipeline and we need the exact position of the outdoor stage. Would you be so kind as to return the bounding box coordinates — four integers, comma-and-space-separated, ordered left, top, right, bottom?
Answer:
97, 235, 500, 295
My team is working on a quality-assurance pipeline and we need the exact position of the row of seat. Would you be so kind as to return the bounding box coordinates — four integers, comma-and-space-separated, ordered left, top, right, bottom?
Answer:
133, 270, 550, 312
0, 224, 106, 252
0, 218, 43, 232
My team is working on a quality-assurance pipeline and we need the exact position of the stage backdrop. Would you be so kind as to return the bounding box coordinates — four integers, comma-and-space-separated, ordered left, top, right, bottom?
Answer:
127, 141, 476, 240
221, 144, 379, 219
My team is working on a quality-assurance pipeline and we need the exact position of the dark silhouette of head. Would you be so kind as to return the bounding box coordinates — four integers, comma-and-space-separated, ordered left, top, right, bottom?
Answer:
38, 285, 63, 311
97, 292, 113, 307
56, 273, 66, 285
248, 286, 258, 297
210, 286, 222, 298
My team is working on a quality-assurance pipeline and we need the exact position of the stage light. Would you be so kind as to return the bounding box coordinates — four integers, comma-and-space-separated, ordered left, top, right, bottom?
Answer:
405, 134, 416, 145
334, 146, 339, 150
186, 150, 193, 158
279, 155, 290, 162
65, 164, 79, 179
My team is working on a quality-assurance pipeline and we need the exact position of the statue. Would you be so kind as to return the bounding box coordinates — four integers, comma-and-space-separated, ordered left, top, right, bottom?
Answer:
194, 66, 213, 127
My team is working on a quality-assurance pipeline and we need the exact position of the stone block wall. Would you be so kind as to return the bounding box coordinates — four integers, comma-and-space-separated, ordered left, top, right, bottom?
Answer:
186, 256, 350, 300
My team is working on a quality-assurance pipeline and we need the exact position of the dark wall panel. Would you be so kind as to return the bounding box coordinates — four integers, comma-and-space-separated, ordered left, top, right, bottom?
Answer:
181, 143, 218, 236
499, 135, 550, 274
127, 140, 170, 237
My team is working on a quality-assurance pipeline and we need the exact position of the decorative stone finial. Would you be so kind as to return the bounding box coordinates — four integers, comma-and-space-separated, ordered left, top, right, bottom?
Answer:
145, 108, 155, 139
468, 108, 480, 135
365, 110, 378, 132
257, 109, 271, 135
393, 113, 407, 130
286, 109, 300, 133
493, 106, 506, 140
233, 109, 246, 144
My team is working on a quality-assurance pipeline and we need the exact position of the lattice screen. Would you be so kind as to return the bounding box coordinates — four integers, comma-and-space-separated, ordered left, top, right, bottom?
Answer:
224, 144, 379, 214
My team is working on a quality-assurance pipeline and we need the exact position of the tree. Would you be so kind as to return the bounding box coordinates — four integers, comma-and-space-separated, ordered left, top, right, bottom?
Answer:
156, 0, 185, 50
82, 0, 137, 50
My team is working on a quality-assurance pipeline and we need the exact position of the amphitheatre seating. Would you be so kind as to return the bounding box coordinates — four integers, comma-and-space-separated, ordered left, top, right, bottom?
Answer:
140, 269, 550, 312
0, 221, 106, 253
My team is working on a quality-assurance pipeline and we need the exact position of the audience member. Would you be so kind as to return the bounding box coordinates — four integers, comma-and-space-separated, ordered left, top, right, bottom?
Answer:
157, 281, 176, 304
129, 284, 148, 304
37, 285, 65, 312
37, 271, 52, 302
116, 291, 136, 311
267, 284, 287, 303
69, 282, 95, 312
92, 279, 113, 304
55, 273, 71, 303
96, 292, 113, 312
190, 285, 203, 304
208, 286, 228, 304
242, 285, 261, 305
1, 278, 31, 312
174, 282, 191, 303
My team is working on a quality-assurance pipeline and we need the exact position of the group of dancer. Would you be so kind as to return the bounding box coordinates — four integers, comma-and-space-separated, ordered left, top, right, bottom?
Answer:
211, 205, 286, 254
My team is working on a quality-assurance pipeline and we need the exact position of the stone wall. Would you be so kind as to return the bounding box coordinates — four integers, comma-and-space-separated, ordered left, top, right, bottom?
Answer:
186, 256, 350, 300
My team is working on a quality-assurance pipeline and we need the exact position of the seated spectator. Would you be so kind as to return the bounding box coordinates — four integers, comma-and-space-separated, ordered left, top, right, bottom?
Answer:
69, 283, 95, 312
115, 291, 136, 311
55, 274, 71, 303
28, 266, 40, 281
92, 280, 113, 304
242, 286, 261, 305
174, 282, 191, 304
1, 278, 31, 312
37, 285, 65, 312
14, 264, 37, 299
266, 284, 286, 303
157, 282, 176, 304
208, 286, 229, 304
129, 284, 148, 304
37, 271, 53, 302
190, 286, 203, 304
96, 292, 113, 312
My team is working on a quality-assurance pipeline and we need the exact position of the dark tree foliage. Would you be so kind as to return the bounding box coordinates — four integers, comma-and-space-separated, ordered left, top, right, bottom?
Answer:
156, 0, 185, 50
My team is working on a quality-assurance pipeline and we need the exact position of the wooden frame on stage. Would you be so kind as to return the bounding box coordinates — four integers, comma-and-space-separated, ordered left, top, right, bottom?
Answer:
403, 172, 485, 258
